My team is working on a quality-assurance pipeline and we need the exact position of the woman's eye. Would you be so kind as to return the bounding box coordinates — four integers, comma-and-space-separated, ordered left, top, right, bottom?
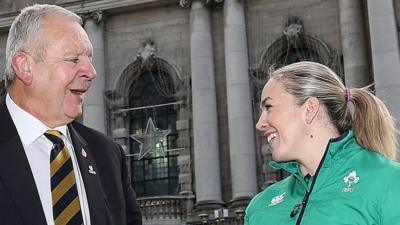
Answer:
260, 104, 272, 114
265, 104, 272, 113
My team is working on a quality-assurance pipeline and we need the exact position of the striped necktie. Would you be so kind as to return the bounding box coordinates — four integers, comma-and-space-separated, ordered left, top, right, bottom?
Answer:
44, 130, 83, 225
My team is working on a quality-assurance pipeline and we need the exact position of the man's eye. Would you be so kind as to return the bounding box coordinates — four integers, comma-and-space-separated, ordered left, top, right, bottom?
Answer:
68, 58, 79, 64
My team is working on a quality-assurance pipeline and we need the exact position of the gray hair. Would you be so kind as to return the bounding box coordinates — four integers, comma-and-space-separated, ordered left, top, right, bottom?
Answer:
270, 61, 398, 159
4, 4, 82, 87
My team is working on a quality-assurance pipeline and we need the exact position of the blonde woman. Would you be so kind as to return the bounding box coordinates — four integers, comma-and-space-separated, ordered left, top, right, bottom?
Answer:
245, 61, 400, 225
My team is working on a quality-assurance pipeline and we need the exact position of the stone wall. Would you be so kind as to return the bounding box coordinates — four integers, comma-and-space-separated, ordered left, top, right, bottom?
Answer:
104, 3, 190, 91
0, 0, 14, 14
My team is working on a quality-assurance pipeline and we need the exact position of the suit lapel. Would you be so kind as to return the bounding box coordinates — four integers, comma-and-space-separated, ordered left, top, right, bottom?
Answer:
68, 124, 106, 225
0, 102, 47, 225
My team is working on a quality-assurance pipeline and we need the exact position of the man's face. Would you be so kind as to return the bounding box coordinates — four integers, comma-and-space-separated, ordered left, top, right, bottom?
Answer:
28, 14, 96, 127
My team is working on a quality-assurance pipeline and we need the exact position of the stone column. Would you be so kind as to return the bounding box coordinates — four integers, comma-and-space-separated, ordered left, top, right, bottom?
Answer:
82, 11, 106, 133
366, 0, 400, 127
339, 0, 371, 87
223, 0, 257, 207
181, 0, 223, 209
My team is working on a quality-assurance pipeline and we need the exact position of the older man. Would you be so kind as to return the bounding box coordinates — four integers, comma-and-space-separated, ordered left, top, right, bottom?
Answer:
0, 4, 142, 225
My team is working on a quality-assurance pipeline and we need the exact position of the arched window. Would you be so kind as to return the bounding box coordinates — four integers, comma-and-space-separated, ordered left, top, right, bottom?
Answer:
276, 48, 322, 68
128, 70, 179, 197
253, 17, 341, 84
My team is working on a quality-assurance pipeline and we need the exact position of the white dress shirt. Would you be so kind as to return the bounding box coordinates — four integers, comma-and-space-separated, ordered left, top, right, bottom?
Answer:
6, 94, 91, 225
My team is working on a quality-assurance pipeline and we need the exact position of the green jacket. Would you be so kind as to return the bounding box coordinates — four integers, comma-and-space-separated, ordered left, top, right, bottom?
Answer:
245, 131, 400, 225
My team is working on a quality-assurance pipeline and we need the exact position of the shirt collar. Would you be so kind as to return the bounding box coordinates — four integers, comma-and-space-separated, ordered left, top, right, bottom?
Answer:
6, 94, 67, 147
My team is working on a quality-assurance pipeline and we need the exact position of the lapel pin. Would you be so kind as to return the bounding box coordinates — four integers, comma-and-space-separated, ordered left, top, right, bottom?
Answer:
81, 148, 87, 157
88, 165, 96, 175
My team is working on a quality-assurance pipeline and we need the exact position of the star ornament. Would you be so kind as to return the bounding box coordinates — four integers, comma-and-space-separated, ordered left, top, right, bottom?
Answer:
130, 118, 171, 160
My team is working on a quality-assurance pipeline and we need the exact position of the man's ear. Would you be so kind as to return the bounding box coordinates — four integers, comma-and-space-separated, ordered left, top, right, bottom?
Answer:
11, 51, 33, 86
305, 97, 320, 124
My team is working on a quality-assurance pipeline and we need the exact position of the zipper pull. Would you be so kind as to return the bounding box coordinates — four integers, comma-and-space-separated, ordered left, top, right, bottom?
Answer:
290, 202, 304, 218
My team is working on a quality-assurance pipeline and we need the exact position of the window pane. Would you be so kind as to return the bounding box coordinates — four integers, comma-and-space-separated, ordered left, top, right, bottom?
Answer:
128, 70, 179, 197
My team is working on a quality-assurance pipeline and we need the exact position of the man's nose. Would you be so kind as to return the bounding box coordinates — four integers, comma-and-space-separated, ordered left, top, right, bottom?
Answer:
82, 59, 96, 80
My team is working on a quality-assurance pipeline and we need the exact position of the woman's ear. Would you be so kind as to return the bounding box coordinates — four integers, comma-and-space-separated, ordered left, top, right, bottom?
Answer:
305, 97, 320, 124
11, 51, 33, 86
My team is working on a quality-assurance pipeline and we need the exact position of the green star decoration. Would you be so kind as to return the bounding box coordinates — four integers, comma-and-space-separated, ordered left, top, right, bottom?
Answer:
130, 118, 171, 160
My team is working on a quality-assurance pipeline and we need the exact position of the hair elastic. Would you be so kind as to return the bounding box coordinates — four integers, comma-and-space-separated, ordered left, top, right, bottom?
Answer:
345, 88, 352, 102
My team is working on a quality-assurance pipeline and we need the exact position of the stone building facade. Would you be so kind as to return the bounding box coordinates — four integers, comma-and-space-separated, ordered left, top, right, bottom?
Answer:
0, 0, 399, 224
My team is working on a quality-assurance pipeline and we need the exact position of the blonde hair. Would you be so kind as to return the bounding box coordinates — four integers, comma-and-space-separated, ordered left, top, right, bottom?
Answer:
270, 61, 398, 159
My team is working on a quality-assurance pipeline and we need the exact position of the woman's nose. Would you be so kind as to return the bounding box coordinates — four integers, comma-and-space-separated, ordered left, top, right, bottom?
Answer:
256, 111, 268, 131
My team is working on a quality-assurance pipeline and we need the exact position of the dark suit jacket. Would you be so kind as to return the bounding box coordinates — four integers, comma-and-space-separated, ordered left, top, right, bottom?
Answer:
0, 101, 142, 225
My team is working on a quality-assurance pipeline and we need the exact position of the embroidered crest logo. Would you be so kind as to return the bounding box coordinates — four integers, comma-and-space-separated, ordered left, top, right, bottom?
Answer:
341, 170, 360, 192
268, 192, 286, 206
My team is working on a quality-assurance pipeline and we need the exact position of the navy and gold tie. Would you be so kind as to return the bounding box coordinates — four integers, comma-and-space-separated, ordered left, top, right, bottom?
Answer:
44, 130, 83, 225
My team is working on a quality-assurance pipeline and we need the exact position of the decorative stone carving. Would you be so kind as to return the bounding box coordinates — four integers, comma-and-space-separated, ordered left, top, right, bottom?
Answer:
136, 39, 157, 69
80, 10, 105, 24
283, 16, 303, 40
179, 0, 224, 8
179, 0, 192, 8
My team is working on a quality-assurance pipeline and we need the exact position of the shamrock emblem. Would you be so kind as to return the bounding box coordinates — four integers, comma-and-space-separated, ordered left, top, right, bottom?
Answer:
343, 171, 360, 188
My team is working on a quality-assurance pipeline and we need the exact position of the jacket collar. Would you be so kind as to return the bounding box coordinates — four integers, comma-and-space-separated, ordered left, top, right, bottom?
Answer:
327, 130, 355, 157
68, 123, 106, 225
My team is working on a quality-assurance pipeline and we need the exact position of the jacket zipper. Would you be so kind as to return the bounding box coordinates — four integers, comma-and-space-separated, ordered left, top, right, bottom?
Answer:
291, 140, 331, 225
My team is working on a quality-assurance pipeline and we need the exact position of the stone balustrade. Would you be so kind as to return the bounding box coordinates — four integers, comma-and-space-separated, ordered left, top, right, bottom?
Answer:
186, 217, 243, 225
138, 195, 192, 221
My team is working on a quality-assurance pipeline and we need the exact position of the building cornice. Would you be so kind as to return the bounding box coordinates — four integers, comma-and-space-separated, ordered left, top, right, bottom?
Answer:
179, 0, 223, 8
0, 0, 176, 32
